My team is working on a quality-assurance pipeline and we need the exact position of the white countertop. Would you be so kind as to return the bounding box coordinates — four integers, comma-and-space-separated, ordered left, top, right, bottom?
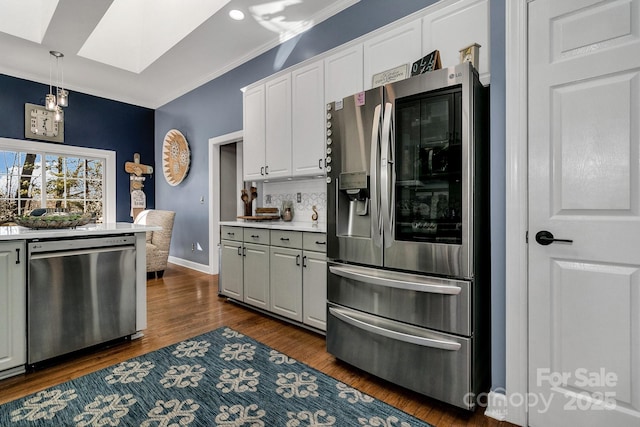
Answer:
0, 222, 161, 241
220, 220, 326, 233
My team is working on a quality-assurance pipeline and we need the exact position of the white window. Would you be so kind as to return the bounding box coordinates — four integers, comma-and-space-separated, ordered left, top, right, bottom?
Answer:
0, 138, 116, 223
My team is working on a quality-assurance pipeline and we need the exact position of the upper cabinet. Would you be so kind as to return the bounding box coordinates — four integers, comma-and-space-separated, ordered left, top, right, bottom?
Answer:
422, 0, 490, 84
363, 20, 422, 90
243, 84, 266, 181
243, 74, 292, 181
264, 74, 292, 179
242, 0, 490, 182
325, 44, 363, 105
292, 60, 325, 177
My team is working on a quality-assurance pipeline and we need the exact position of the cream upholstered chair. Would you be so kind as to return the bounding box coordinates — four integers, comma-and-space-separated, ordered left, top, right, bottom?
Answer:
134, 209, 175, 278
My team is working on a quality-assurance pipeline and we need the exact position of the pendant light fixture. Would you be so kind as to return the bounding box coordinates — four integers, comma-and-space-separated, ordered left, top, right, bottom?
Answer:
45, 50, 69, 121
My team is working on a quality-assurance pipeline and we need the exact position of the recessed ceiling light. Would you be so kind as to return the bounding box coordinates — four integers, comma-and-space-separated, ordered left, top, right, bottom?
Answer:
229, 9, 245, 20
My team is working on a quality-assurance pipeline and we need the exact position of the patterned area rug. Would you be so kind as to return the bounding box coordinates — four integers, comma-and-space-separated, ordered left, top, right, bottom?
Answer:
0, 327, 433, 426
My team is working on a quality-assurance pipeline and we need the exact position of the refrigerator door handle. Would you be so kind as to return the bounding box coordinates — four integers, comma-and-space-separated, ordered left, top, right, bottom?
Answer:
380, 102, 394, 247
370, 103, 383, 247
329, 264, 462, 295
329, 306, 461, 351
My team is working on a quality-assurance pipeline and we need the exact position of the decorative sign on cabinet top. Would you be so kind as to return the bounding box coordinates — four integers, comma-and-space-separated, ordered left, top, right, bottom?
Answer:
371, 64, 409, 87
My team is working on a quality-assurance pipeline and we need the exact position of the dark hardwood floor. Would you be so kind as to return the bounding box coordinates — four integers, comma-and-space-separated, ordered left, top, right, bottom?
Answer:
0, 264, 516, 427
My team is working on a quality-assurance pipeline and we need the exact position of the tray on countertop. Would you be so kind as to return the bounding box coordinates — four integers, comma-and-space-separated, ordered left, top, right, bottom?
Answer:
237, 215, 281, 221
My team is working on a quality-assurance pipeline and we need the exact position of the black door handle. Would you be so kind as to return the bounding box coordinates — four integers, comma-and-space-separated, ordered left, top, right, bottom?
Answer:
535, 230, 573, 246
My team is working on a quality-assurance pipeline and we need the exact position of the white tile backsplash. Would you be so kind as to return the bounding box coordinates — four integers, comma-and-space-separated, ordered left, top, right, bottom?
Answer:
262, 178, 326, 224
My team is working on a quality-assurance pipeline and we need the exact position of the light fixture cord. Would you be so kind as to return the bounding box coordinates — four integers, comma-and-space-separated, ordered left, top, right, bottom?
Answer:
55, 55, 60, 94
49, 53, 53, 95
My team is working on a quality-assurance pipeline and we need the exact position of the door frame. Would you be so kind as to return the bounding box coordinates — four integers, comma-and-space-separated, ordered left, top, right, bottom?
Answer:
208, 130, 243, 274
504, 0, 528, 425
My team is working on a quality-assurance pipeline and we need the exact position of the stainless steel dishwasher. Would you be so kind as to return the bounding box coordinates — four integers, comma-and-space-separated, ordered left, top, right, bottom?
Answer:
27, 235, 137, 365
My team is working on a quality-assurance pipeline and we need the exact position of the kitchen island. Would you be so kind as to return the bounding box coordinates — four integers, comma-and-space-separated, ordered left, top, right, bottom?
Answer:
0, 222, 160, 379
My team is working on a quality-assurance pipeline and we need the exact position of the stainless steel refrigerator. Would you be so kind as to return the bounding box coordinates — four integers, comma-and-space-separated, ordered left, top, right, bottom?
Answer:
325, 62, 490, 410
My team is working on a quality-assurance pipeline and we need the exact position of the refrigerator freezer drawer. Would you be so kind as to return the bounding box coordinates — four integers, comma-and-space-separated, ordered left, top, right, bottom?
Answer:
328, 262, 471, 335
327, 304, 474, 410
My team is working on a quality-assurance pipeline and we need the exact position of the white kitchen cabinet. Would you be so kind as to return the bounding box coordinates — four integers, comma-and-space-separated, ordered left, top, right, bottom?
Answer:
243, 84, 266, 181
243, 242, 270, 310
243, 74, 293, 181
363, 20, 422, 90
325, 44, 363, 105
269, 246, 303, 322
302, 249, 327, 330
264, 74, 292, 179
292, 60, 325, 177
0, 241, 25, 377
421, 0, 490, 83
219, 240, 243, 300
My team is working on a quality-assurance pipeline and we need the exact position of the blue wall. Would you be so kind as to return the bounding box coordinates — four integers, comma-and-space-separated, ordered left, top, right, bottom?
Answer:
0, 74, 155, 221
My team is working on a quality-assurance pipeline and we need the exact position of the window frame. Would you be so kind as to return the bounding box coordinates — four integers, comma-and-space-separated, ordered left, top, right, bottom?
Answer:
0, 137, 116, 223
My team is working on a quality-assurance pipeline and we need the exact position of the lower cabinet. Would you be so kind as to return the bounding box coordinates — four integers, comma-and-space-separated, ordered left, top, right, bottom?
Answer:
270, 246, 303, 321
220, 225, 327, 331
219, 239, 243, 300
243, 242, 270, 309
302, 251, 327, 330
0, 241, 26, 377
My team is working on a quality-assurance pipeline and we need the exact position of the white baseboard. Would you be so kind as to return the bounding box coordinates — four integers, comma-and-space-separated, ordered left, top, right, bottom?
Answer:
168, 256, 212, 274
484, 391, 509, 422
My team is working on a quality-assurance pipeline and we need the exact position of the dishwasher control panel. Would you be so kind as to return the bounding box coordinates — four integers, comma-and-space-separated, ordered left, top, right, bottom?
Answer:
28, 234, 136, 253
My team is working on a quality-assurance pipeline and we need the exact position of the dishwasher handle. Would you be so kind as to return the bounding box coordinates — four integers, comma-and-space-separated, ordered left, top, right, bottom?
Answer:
29, 245, 135, 260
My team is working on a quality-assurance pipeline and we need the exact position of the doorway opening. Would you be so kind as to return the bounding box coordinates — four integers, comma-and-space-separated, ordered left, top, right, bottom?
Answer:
208, 130, 243, 274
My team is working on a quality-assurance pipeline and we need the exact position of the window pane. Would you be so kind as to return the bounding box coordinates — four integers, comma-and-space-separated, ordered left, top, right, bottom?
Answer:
0, 152, 42, 217
66, 157, 85, 177
86, 180, 103, 199
86, 159, 103, 179
66, 179, 85, 200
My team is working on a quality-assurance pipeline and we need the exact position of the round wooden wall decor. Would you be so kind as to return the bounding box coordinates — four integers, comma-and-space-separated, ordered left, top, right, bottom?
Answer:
162, 129, 190, 186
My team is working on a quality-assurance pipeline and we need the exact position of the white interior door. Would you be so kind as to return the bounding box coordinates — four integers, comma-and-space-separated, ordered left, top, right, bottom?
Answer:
528, 0, 640, 425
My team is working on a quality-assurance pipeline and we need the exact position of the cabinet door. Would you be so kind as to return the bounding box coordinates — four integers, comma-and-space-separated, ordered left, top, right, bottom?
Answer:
302, 251, 327, 330
269, 246, 302, 322
292, 60, 325, 177
363, 20, 422, 90
0, 241, 25, 375
422, 0, 490, 83
325, 44, 364, 104
219, 240, 243, 300
243, 83, 266, 181
265, 73, 292, 179
243, 243, 270, 309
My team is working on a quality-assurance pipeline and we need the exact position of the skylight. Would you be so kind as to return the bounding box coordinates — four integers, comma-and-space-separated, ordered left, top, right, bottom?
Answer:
77, 0, 231, 74
0, 0, 58, 43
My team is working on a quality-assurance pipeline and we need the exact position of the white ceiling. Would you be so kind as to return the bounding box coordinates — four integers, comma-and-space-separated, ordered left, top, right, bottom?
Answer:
0, 0, 359, 109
